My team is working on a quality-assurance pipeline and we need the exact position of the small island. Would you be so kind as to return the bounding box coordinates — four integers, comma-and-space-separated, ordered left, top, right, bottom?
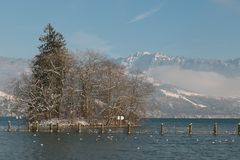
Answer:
11, 24, 153, 132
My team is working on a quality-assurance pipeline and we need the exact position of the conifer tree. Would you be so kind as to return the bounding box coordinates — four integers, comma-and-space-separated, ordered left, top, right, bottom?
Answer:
31, 24, 70, 120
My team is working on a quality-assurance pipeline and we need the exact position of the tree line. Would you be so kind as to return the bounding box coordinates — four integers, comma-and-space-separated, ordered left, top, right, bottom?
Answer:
13, 24, 153, 125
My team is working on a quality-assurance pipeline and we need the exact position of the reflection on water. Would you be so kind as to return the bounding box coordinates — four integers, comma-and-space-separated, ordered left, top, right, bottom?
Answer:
0, 118, 240, 160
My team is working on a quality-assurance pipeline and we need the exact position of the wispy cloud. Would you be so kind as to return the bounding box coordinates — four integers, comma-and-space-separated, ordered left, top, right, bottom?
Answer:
68, 32, 112, 54
129, 6, 162, 23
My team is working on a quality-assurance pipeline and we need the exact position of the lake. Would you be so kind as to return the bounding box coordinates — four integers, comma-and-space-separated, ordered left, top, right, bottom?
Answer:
0, 118, 240, 160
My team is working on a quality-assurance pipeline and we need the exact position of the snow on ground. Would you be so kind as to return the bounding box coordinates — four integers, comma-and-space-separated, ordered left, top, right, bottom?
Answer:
0, 91, 14, 101
154, 52, 172, 61
176, 89, 202, 97
181, 96, 207, 108
39, 118, 89, 126
160, 89, 207, 108
142, 51, 151, 55
160, 89, 180, 98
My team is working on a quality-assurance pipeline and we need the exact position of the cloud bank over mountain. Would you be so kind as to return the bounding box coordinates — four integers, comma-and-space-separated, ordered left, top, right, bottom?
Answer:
147, 66, 240, 97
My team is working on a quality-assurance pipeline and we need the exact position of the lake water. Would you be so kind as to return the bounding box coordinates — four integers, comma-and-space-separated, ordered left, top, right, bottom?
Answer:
1, 118, 240, 160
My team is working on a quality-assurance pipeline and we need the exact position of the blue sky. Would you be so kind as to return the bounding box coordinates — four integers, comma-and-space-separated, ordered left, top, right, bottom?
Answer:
0, 0, 239, 59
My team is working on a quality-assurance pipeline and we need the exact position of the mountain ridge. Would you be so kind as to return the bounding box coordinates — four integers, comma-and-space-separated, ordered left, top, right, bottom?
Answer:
117, 51, 240, 77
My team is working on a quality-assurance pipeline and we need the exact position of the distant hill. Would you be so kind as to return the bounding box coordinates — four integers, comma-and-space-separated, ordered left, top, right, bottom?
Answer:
0, 56, 29, 116
117, 52, 240, 118
0, 56, 29, 90
146, 84, 240, 118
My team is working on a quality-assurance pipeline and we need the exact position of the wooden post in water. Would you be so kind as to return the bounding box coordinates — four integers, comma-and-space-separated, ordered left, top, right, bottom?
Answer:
7, 120, 11, 132
127, 123, 131, 135
238, 123, 240, 135
36, 121, 39, 132
50, 123, 53, 133
78, 123, 81, 133
56, 122, 60, 133
28, 122, 31, 132
188, 123, 192, 135
213, 123, 217, 135
101, 124, 104, 134
160, 123, 164, 135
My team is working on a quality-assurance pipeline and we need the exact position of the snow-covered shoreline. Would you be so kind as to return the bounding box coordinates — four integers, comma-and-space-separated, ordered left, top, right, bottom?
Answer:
39, 118, 89, 127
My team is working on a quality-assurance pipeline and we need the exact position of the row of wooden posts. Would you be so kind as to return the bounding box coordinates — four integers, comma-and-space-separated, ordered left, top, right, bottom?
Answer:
6, 121, 240, 135
159, 123, 240, 135
6, 120, 132, 134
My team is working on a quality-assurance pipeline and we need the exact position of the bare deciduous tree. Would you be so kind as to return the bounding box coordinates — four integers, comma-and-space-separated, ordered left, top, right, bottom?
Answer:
13, 25, 153, 125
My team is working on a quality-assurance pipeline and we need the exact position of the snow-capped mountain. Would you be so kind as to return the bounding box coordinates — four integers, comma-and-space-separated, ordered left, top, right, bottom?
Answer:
117, 51, 240, 77
117, 52, 240, 118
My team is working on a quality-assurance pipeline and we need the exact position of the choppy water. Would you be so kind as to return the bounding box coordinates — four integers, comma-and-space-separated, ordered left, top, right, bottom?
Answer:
1, 118, 240, 160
